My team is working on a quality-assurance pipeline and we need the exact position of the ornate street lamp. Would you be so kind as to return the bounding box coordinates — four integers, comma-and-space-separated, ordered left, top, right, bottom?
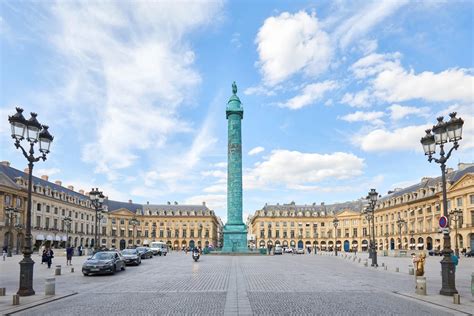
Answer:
63, 216, 72, 248
332, 217, 339, 256
8, 108, 53, 296
5, 207, 19, 257
420, 112, 463, 296
366, 189, 379, 267
88, 188, 105, 252
396, 214, 407, 250
449, 208, 462, 257
129, 217, 140, 247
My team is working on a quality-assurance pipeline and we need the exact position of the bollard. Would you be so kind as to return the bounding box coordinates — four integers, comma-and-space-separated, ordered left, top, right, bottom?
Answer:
0, 288, 5, 296
453, 293, 460, 304
396, 267, 399, 272
471, 273, 474, 298
415, 277, 426, 295
45, 278, 56, 296
12, 294, 20, 305
71, 267, 74, 273
381, 262, 385, 267
358, 258, 361, 263
384, 265, 387, 270
408, 265, 414, 275
364, 261, 368, 267
55, 265, 61, 276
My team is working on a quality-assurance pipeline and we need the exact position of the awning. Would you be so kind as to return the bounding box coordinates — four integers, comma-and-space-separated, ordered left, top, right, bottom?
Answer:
36, 235, 45, 241
62, 236, 67, 241
417, 243, 424, 247
55, 236, 61, 241
410, 243, 416, 247
112, 227, 117, 230
46, 235, 53, 241
129, 228, 133, 231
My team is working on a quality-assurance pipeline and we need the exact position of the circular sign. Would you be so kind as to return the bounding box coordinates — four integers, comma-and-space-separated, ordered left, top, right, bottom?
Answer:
439, 216, 448, 228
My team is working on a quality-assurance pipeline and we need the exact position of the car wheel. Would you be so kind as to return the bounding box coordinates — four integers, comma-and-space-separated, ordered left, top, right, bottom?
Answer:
164, 253, 167, 256
121, 264, 126, 271
111, 265, 116, 275
83, 272, 89, 276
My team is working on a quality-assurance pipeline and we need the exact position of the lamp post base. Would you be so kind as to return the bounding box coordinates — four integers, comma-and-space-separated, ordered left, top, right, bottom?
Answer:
17, 256, 35, 296
439, 254, 457, 296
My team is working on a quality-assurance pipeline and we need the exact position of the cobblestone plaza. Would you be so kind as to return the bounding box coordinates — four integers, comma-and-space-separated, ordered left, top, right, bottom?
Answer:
1, 252, 473, 315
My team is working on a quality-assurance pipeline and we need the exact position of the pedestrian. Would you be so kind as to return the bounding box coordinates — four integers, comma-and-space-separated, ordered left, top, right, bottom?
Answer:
451, 253, 459, 271
45, 247, 54, 268
66, 246, 73, 266
2, 246, 7, 261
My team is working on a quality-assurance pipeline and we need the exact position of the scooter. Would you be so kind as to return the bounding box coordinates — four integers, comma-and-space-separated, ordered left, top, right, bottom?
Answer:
192, 251, 200, 262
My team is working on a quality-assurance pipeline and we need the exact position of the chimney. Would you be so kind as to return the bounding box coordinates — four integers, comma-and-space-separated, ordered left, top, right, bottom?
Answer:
446, 167, 454, 174
41, 175, 49, 181
67, 185, 74, 191
167, 201, 171, 205
0, 161, 10, 167
24, 168, 30, 174
174, 201, 178, 205
128, 199, 132, 203
55, 180, 62, 186
79, 189, 84, 195
202, 201, 206, 206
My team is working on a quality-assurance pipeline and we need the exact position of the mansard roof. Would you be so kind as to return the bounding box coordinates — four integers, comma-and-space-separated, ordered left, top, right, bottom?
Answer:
261, 200, 364, 214
105, 199, 143, 213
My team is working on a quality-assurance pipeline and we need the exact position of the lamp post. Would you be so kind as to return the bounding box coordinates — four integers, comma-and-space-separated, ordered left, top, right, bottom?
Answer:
449, 208, 462, 257
129, 217, 140, 247
15, 224, 24, 255
5, 207, 19, 257
332, 217, 339, 256
152, 223, 157, 242
396, 214, 407, 250
420, 112, 463, 296
88, 188, 105, 252
63, 216, 72, 248
8, 107, 53, 296
366, 189, 379, 267
97, 212, 104, 248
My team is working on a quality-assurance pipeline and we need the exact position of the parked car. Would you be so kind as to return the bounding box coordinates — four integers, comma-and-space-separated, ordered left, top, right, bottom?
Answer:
136, 247, 153, 259
296, 248, 305, 254
82, 251, 126, 276
150, 241, 168, 256
121, 248, 142, 266
428, 249, 442, 256
284, 247, 293, 253
274, 245, 283, 255
465, 250, 474, 257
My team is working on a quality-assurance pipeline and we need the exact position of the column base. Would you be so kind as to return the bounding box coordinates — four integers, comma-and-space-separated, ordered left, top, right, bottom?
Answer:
17, 256, 35, 296
222, 224, 248, 253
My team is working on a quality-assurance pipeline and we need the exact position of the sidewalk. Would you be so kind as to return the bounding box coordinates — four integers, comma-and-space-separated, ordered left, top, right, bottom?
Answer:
0, 292, 76, 315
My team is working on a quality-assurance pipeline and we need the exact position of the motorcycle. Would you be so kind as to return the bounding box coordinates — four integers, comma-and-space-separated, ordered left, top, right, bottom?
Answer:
192, 251, 200, 262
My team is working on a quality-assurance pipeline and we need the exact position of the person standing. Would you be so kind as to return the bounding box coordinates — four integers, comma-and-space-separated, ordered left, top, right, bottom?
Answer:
2, 246, 7, 261
66, 246, 73, 266
45, 247, 54, 268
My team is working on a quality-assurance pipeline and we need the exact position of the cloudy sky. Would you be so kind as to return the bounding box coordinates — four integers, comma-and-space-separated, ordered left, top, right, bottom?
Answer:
1, 1, 473, 223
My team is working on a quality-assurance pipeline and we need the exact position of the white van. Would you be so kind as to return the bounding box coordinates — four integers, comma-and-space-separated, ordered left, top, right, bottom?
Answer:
149, 241, 168, 256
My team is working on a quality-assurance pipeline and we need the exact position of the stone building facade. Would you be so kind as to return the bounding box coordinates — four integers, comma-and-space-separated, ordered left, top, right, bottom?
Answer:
104, 200, 221, 250
250, 164, 474, 253
0, 161, 100, 253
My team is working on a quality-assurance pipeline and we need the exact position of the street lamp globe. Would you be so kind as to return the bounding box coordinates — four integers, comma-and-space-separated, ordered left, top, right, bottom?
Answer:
8, 107, 27, 140
432, 116, 448, 145
25, 113, 42, 142
38, 125, 54, 154
98, 192, 105, 203
446, 112, 464, 142
368, 189, 378, 203
420, 129, 436, 156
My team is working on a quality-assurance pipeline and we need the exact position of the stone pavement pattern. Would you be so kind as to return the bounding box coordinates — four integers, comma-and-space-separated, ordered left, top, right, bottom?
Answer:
1, 252, 472, 315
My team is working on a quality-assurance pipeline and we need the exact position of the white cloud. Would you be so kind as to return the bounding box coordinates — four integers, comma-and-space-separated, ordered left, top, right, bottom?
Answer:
373, 67, 474, 103
352, 124, 430, 152
255, 11, 332, 86
184, 194, 226, 213
339, 111, 384, 125
350, 52, 401, 79
230, 32, 241, 48
248, 146, 265, 156
279, 81, 338, 110
243, 85, 276, 96
334, 0, 409, 49
46, 2, 222, 173
388, 104, 430, 121
340, 89, 372, 108
203, 184, 226, 194
245, 150, 365, 189
213, 162, 227, 168
435, 104, 474, 150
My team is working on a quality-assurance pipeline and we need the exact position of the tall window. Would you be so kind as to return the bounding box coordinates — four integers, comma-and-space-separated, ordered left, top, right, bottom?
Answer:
45, 217, 50, 229
457, 197, 463, 207
353, 228, 357, 237
36, 216, 41, 227
36, 203, 41, 211
160, 230, 164, 238
53, 218, 58, 229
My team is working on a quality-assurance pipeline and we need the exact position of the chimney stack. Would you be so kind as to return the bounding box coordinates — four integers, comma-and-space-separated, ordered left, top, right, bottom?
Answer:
167, 201, 171, 205
41, 175, 49, 181
0, 161, 10, 167
67, 185, 74, 191
55, 180, 62, 186
202, 201, 206, 206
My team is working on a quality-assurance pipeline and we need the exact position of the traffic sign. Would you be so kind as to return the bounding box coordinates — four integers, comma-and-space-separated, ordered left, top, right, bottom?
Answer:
439, 216, 448, 228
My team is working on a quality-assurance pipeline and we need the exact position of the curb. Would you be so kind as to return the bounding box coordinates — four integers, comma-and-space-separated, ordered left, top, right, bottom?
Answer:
392, 291, 473, 316
2, 292, 77, 315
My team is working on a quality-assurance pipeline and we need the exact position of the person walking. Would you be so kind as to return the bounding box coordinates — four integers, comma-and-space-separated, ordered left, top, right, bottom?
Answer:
45, 247, 54, 268
2, 246, 7, 261
451, 253, 459, 271
66, 246, 73, 266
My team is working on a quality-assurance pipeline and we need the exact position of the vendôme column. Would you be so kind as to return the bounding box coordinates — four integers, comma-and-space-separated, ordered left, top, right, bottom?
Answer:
222, 82, 248, 253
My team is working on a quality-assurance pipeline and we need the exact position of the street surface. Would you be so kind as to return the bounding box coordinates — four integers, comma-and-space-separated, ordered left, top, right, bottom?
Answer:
1, 251, 473, 315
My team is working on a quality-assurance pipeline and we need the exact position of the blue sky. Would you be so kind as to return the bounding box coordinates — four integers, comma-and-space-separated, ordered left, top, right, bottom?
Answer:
1, 0, 473, 222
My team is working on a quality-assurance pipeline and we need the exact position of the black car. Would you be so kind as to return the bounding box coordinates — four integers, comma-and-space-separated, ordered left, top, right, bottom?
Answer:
82, 251, 126, 276
121, 249, 142, 266
136, 247, 153, 259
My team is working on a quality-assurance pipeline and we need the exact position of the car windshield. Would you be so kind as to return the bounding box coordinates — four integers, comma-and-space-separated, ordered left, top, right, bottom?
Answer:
122, 249, 136, 255
91, 252, 114, 260
136, 247, 145, 251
